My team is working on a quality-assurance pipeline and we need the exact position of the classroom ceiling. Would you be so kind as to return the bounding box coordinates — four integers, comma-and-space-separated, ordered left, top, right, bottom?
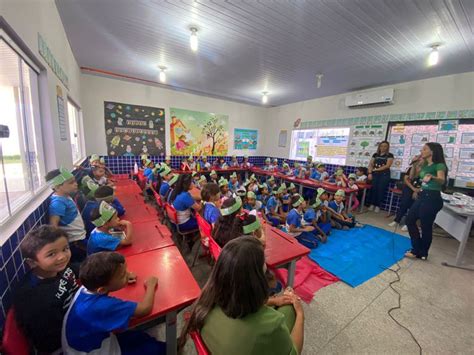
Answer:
56, 0, 474, 107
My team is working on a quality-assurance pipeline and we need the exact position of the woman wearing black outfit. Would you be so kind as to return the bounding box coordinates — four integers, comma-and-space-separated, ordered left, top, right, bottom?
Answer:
405, 143, 447, 260
388, 155, 423, 231
368, 141, 394, 213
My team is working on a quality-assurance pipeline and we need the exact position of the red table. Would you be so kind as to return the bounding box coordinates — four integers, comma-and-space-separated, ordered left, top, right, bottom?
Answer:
117, 193, 147, 208
264, 224, 310, 287
118, 220, 174, 257
115, 183, 142, 195
112, 247, 201, 355
121, 204, 159, 223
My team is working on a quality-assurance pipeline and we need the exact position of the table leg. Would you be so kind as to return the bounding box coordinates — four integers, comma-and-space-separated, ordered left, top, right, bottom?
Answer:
287, 260, 297, 287
387, 191, 394, 217
359, 188, 367, 213
443, 216, 474, 270
166, 311, 177, 355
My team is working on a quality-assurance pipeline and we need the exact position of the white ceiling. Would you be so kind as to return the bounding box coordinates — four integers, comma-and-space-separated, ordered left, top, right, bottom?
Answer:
56, 0, 474, 106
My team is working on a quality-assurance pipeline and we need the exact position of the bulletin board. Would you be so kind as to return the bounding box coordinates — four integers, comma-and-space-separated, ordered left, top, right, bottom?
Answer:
346, 124, 387, 167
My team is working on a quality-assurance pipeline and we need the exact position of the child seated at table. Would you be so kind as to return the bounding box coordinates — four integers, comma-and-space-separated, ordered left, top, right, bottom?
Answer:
328, 190, 361, 230
82, 186, 126, 236
180, 157, 191, 171
219, 157, 229, 169
199, 156, 211, 171
334, 167, 348, 187
171, 174, 201, 230
282, 163, 293, 176
280, 183, 291, 213
257, 183, 270, 207
267, 175, 277, 190
158, 166, 173, 198
232, 212, 266, 245
347, 173, 360, 211
14, 225, 80, 354
303, 198, 331, 243
230, 155, 240, 167
209, 169, 219, 184
90, 165, 110, 186
62, 252, 164, 354
271, 158, 279, 171
47, 167, 87, 245
88, 201, 133, 255
263, 157, 272, 170
265, 186, 285, 227
143, 159, 155, 180
243, 191, 263, 214
241, 155, 252, 168
164, 174, 179, 203
188, 156, 196, 170
247, 174, 259, 192
293, 163, 305, 178
219, 177, 232, 200
355, 166, 368, 182
310, 163, 329, 181
201, 183, 221, 226
228, 172, 240, 192
213, 197, 243, 247
285, 194, 319, 249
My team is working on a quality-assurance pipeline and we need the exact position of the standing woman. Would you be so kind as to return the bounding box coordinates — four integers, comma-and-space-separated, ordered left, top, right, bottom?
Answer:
405, 143, 447, 260
368, 141, 394, 213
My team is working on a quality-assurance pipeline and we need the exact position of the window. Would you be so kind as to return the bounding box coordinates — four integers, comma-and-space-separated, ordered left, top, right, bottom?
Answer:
290, 127, 351, 165
67, 99, 84, 164
0, 35, 45, 224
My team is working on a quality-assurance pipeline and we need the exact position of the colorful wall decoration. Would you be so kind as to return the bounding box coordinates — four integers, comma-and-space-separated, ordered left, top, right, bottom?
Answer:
104, 101, 166, 156
234, 128, 258, 150
170, 108, 229, 156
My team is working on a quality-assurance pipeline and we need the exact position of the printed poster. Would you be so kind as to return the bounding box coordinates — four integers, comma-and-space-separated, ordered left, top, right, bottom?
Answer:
278, 130, 288, 147
436, 133, 457, 144
104, 102, 165, 156
461, 133, 474, 144
170, 108, 229, 156
296, 141, 309, 158
459, 148, 474, 160
347, 124, 387, 166
438, 120, 458, 131
234, 128, 258, 150
411, 133, 430, 144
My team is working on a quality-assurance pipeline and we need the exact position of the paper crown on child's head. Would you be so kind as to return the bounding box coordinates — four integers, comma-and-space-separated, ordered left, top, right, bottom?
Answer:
249, 174, 257, 181
219, 178, 229, 187
307, 155, 313, 160
168, 174, 178, 186
265, 158, 271, 163
280, 182, 287, 190
236, 186, 247, 196
141, 154, 148, 160
310, 198, 322, 208
165, 156, 171, 160
335, 189, 345, 197
90, 154, 100, 163
92, 201, 117, 227
283, 163, 289, 168
81, 176, 99, 195
292, 195, 304, 207
202, 156, 207, 160
210, 170, 217, 176
247, 191, 256, 199
188, 155, 194, 160
220, 196, 242, 216
273, 158, 278, 163
336, 168, 344, 176
47, 167, 75, 187
243, 217, 261, 235
294, 162, 300, 168
144, 159, 153, 166
317, 187, 327, 197
243, 179, 250, 186
317, 163, 325, 168
192, 171, 198, 177
277, 185, 286, 194
348, 173, 357, 180
230, 172, 237, 179
199, 175, 207, 183
232, 155, 237, 158
289, 183, 296, 190
258, 182, 268, 189
268, 176, 275, 182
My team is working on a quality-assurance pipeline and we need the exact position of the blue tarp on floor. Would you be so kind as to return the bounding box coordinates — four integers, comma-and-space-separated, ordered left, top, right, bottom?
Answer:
309, 225, 411, 287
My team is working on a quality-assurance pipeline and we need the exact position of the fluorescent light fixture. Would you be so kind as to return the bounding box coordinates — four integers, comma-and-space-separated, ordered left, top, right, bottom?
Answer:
262, 91, 269, 104
158, 66, 167, 83
428, 45, 439, 66
190, 27, 198, 52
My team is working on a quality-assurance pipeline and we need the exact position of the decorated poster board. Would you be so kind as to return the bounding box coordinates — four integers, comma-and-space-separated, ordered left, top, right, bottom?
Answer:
346, 124, 387, 167
387, 120, 474, 179
104, 101, 166, 156
234, 128, 258, 150
170, 108, 229, 156
56, 86, 67, 141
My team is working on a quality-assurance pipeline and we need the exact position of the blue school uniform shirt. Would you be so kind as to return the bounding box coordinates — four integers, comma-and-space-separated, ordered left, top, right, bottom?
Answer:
228, 181, 240, 192
265, 196, 279, 215
111, 198, 125, 217
143, 167, 153, 179
329, 200, 344, 214
286, 208, 304, 237
159, 181, 170, 197
203, 203, 220, 224
49, 195, 79, 225
63, 287, 137, 353
173, 191, 195, 224
304, 208, 321, 223
310, 170, 321, 180
87, 229, 121, 255
82, 200, 99, 236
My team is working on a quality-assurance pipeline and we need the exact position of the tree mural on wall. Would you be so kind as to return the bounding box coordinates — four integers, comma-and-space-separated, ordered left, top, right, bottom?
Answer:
202, 115, 225, 155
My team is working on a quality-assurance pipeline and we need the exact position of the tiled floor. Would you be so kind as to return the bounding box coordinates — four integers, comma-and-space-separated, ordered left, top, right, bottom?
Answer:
149, 210, 474, 354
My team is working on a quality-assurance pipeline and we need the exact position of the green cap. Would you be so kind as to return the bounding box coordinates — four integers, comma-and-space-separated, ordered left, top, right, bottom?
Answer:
247, 191, 256, 199
220, 197, 242, 216
250, 174, 256, 181
258, 183, 268, 189
47, 167, 75, 187
348, 173, 357, 180
317, 187, 326, 198
335, 189, 345, 197
168, 174, 178, 186
141, 154, 148, 160
310, 198, 322, 208
144, 159, 152, 166
243, 218, 261, 235
90, 154, 100, 163
192, 171, 198, 177
283, 163, 289, 168
165, 155, 171, 160
336, 168, 344, 176
273, 158, 278, 163
92, 201, 117, 227
317, 163, 325, 168
294, 162, 300, 168
199, 175, 207, 183
292, 195, 304, 207
230, 172, 237, 179
219, 178, 229, 187
188, 155, 194, 161
81, 175, 99, 197
159, 166, 172, 177
202, 156, 207, 160
280, 182, 287, 190
277, 185, 286, 194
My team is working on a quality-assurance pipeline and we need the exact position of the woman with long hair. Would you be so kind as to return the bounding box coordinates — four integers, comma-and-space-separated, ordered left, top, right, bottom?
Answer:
368, 140, 394, 212
178, 237, 304, 354
171, 173, 201, 231
405, 142, 447, 260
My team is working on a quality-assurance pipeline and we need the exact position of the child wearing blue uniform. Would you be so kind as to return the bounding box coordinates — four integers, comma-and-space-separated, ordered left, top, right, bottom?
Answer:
143, 159, 155, 180
201, 183, 221, 225
228, 172, 240, 192
171, 174, 201, 230
265, 186, 285, 227
328, 189, 361, 229
87, 202, 133, 255
164, 174, 179, 203
280, 183, 291, 213
285, 194, 319, 249
62, 252, 164, 354
243, 191, 263, 213
263, 158, 272, 170
282, 163, 292, 176
158, 165, 173, 197
257, 183, 270, 207
219, 177, 233, 199
303, 198, 331, 243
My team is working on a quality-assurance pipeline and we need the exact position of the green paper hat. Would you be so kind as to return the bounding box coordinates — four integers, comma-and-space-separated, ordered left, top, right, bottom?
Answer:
243, 218, 261, 235
277, 185, 286, 194
81, 175, 99, 197
294, 162, 300, 168
168, 174, 178, 186
317, 163, 325, 168
99, 157, 105, 164
292, 195, 304, 207
307, 155, 313, 160
348, 173, 357, 180
236, 186, 247, 196
160, 166, 172, 177
247, 191, 256, 199
310, 198, 322, 208
317, 187, 326, 198
165, 156, 171, 160
280, 182, 287, 190
258, 183, 268, 189
283, 163, 289, 168
210, 170, 217, 176
199, 175, 207, 183
220, 197, 242, 216
144, 159, 152, 166
335, 189, 345, 197
230, 172, 237, 179
202, 156, 207, 160
90, 154, 100, 163
268, 176, 275, 182
289, 183, 296, 190
243, 179, 250, 186
188, 155, 194, 161
47, 167, 75, 187
141, 154, 148, 160
232, 155, 237, 158
244, 154, 249, 158
336, 168, 344, 176
249, 174, 256, 181
92, 201, 117, 227
192, 171, 198, 177
265, 158, 271, 163
219, 178, 229, 187
273, 158, 278, 163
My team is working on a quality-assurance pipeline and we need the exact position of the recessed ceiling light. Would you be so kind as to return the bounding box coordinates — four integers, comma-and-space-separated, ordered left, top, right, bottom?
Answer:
428, 44, 440, 66
262, 91, 269, 104
158, 66, 167, 83
190, 27, 198, 52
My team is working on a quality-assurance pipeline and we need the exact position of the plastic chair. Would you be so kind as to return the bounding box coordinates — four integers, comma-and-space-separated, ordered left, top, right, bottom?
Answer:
164, 203, 199, 252
151, 187, 166, 222
183, 312, 210, 355
1, 308, 30, 355
208, 235, 222, 261
195, 212, 213, 266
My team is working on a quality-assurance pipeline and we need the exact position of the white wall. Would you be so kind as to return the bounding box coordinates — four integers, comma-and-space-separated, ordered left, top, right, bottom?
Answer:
0, 0, 83, 169
263, 72, 474, 157
80, 74, 268, 156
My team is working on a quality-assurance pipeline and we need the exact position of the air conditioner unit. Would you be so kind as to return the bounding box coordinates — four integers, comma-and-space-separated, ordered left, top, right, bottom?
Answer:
345, 88, 394, 108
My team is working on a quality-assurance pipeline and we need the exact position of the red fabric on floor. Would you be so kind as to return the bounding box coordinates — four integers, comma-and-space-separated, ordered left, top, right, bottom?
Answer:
273, 256, 339, 303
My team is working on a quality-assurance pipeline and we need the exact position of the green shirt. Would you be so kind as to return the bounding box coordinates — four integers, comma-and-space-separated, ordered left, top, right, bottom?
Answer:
201, 305, 298, 355
420, 163, 446, 191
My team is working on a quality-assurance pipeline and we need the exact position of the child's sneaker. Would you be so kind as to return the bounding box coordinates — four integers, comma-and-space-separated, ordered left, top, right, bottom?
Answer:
355, 222, 364, 228
368, 205, 375, 211
401, 225, 408, 232
374, 206, 380, 213
388, 221, 398, 227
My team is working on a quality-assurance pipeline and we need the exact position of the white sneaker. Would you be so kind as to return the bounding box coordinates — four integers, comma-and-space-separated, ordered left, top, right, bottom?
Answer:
401, 225, 408, 232
388, 221, 398, 227
374, 207, 380, 213
368, 205, 375, 211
